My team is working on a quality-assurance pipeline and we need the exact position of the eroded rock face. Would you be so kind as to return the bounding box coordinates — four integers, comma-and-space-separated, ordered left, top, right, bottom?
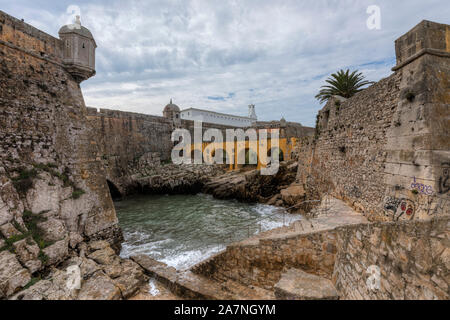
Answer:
11, 241, 148, 300
280, 185, 306, 207
26, 172, 62, 217
132, 163, 224, 195
0, 251, 31, 299
0, 10, 124, 300
12, 238, 40, 265
0, 222, 21, 238
43, 238, 70, 266
203, 162, 298, 203
37, 218, 67, 243
0, 177, 24, 226
78, 272, 122, 300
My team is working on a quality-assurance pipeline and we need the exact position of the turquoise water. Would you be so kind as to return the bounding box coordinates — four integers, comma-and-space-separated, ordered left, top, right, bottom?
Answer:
115, 194, 301, 270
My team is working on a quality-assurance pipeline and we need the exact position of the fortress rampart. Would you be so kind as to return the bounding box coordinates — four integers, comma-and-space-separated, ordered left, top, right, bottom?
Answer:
0, 10, 448, 300
0, 11, 121, 298
296, 20, 450, 222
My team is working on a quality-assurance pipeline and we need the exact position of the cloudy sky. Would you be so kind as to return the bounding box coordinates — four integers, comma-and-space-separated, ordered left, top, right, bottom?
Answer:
1, 1, 449, 126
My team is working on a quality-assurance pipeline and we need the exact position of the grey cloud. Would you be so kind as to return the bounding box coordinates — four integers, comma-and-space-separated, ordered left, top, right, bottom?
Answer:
1, 0, 449, 126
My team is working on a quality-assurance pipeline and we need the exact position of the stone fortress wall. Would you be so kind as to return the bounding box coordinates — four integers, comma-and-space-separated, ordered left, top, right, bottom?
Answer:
190, 214, 449, 300
0, 9, 448, 300
189, 20, 450, 300
85, 105, 313, 195
0, 11, 122, 298
296, 20, 450, 222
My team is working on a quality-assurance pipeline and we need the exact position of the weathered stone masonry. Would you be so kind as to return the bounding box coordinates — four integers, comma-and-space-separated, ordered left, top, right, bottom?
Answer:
190, 215, 449, 299
297, 20, 450, 222
0, 11, 123, 298
187, 21, 450, 300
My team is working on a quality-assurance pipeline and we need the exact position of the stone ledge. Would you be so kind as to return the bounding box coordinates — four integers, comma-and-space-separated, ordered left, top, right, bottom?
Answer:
274, 268, 339, 300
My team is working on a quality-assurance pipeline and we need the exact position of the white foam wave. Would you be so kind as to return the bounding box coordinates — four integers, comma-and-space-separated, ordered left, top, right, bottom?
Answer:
148, 278, 160, 296
160, 245, 225, 271
120, 238, 174, 259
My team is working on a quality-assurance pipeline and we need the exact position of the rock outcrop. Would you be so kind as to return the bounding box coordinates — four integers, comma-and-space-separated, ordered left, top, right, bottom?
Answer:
0, 11, 121, 299
11, 241, 148, 300
203, 161, 298, 204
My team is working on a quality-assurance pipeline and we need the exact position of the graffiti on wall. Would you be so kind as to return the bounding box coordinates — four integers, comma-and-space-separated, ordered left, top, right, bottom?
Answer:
410, 177, 434, 195
384, 196, 415, 221
438, 163, 450, 195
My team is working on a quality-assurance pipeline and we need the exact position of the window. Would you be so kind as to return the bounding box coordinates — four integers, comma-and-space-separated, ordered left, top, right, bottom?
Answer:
82, 43, 85, 49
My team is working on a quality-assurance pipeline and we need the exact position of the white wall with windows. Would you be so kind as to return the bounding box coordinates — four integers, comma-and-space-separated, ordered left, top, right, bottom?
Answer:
180, 108, 257, 128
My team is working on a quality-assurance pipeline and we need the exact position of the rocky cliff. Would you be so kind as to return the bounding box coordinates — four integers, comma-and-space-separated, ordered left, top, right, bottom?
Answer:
0, 10, 146, 299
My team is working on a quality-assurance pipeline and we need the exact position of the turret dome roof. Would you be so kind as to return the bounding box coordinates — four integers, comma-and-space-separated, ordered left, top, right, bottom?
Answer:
164, 99, 180, 113
59, 16, 95, 42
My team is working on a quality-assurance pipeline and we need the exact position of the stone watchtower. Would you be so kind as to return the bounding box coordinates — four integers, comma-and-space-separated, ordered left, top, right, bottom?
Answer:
59, 16, 97, 83
248, 104, 257, 120
163, 99, 181, 126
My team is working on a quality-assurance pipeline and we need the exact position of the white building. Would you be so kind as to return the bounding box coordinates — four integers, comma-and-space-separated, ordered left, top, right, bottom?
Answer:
180, 104, 258, 128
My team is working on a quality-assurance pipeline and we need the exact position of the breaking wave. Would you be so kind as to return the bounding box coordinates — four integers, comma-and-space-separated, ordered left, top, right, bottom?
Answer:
116, 194, 301, 270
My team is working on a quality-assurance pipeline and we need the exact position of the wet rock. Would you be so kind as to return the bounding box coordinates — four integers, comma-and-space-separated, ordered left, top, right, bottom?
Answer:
0, 251, 31, 298
113, 260, 148, 299
266, 194, 281, 206
280, 185, 306, 206
203, 162, 298, 203
274, 269, 339, 300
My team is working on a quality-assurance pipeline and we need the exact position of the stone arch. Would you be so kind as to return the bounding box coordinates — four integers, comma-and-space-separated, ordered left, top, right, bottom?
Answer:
268, 147, 284, 162
107, 179, 122, 200
237, 148, 258, 168
213, 149, 229, 164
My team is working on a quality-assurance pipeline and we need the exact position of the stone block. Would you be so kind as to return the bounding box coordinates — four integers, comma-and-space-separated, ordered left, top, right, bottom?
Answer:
274, 269, 339, 300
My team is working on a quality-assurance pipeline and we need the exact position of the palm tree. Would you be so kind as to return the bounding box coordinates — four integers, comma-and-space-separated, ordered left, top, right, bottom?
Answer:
315, 69, 373, 104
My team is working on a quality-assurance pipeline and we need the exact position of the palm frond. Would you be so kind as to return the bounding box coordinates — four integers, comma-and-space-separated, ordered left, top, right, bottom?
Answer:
315, 69, 373, 103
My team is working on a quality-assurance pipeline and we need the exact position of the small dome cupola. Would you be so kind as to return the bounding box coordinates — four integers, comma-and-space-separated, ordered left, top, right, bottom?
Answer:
163, 99, 181, 120
59, 15, 97, 83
